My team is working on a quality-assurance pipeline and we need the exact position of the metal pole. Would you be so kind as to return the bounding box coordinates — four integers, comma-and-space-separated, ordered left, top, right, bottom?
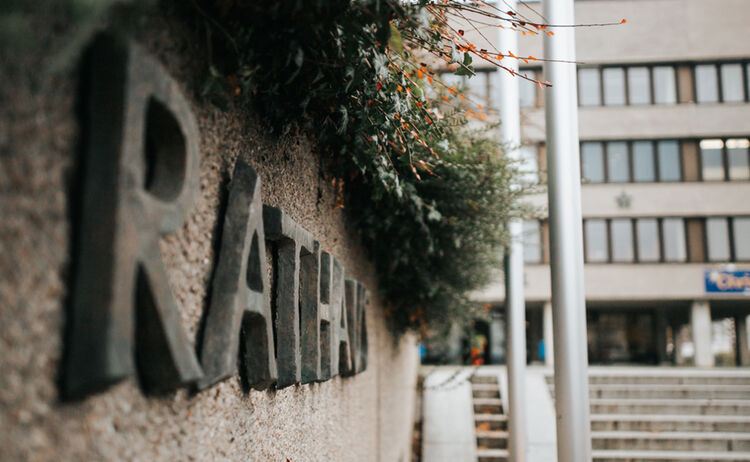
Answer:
541, 0, 593, 460
496, 2, 527, 459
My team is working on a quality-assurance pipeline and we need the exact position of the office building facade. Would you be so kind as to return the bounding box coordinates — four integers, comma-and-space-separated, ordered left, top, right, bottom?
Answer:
470, 0, 750, 367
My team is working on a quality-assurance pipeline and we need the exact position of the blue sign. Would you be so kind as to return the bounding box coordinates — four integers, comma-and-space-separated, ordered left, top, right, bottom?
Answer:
705, 270, 750, 294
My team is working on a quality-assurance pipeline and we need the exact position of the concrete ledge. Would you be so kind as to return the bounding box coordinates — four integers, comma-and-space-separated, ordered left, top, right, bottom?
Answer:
422, 369, 477, 462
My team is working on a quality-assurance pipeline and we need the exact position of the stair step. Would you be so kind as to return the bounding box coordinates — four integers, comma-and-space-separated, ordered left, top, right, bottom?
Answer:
473, 383, 500, 389
591, 414, 750, 433
547, 376, 750, 386
549, 384, 750, 400
587, 376, 750, 386
592, 431, 750, 451
475, 414, 508, 422
476, 430, 509, 438
476, 448, 508, 462
473, 389, 501, 399
590, 398, 750, 416
472, 375, 499, 385
592, 449, 750, 461
475, 413, 507, 431
473, 398, 503, 414
473, 398, 503, 404
476, 430, 509, 449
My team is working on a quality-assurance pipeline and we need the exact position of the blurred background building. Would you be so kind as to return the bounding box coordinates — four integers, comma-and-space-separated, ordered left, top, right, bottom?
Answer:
438, 0, 750, 368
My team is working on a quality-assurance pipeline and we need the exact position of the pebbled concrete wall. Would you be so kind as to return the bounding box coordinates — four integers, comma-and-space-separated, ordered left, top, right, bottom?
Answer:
0, 8, 418, 462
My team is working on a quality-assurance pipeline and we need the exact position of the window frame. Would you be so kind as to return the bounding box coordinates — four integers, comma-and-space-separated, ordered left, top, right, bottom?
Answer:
579, 139, 684, 184
699, 137, 750, 182
705, 217, 732, 262
731, 216, 750, 262
693, 60, 750, 104
578, 67, 603, 107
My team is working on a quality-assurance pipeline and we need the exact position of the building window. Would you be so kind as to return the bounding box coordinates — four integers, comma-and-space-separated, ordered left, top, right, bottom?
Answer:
581, 142, 605, 183
695, 64, 720, 103
652, 66, 677, 104
733, 217, 750, 261
627, 67, 651, 105
603, 67, 626, 106
720, 63, 745, 103
727, 138, 750, 181
611, 219, 634, 262
607, 141, 630, 183
700, 139, 725, 180
656, 140, 682, 182
699, 138, 750, 181
632, 141, 655, 182
706, 217, 731, 262
518, 145, 540, 185
636, 218, 661, 262
662, 218, 687, 262
519, 70, 538, 108
579, 68, 601, 106
465, 71, 489, 106
585, 219, 609, 262
523, 220, 542, 264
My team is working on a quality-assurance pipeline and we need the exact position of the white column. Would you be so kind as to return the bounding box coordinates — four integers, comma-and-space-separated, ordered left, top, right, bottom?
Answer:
543, 301, 554, 367
691, 301, 714, 367
496, 2, 527, 459
542, 0, 592, 460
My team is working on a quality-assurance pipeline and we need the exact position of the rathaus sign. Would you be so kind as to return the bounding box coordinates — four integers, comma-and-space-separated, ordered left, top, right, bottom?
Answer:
63, 34, 368, 399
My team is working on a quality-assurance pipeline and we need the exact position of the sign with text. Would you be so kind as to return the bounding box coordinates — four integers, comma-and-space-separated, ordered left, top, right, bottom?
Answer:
705, 269, 750, 295
64, 34, 368, 400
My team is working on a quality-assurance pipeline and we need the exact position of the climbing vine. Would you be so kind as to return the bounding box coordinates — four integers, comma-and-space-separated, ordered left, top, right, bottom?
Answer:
189, 0, 540, 333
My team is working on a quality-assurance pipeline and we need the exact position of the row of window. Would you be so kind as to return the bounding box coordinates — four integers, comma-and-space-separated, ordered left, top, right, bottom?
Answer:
578, 65, 677, 107
580, 137, 750, 183
582, 140, 681, 183
442, 60, 750, 110
577, 62, 750, 107
584, 218, 689, 263
523, 217, 750, 264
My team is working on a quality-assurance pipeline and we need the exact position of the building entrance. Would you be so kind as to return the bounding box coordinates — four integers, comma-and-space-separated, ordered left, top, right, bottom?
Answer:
587, 309, 659, 364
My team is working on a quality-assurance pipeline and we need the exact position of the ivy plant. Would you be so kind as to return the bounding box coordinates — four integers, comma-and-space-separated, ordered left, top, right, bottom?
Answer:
188, 0, 527, 333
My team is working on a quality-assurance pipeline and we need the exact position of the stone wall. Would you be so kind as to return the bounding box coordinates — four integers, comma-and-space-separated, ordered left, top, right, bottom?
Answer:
0, 9, 418, 462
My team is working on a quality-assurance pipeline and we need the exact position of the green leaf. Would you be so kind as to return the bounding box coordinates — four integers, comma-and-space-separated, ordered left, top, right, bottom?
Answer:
454, 65, 474, 77
388, 23, 404, 56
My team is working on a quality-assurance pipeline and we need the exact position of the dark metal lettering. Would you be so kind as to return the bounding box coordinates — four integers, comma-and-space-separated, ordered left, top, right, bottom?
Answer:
65, 36, 369, 399
65, 35, 203, 398
263, 206, 315, 388
198, 161, 277, 391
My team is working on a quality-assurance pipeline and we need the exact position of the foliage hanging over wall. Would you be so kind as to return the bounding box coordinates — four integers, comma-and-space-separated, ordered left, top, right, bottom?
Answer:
1, 0, 549, 334
189, 0, 536, 334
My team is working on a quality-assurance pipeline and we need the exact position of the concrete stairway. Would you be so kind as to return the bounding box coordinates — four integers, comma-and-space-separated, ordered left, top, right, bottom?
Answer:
473, 374, 509, 462
547, 369, 750, 461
